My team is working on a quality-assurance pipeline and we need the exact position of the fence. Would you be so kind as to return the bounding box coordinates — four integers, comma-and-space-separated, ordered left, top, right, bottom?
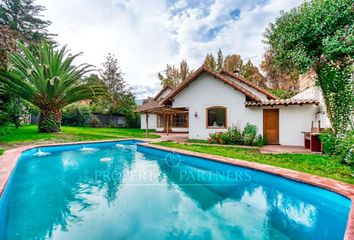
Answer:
30, 113, 126, 127
93, 114, 126, 127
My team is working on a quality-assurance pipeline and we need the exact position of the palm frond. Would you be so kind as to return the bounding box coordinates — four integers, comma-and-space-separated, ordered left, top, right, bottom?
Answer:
0, 41, 107, 110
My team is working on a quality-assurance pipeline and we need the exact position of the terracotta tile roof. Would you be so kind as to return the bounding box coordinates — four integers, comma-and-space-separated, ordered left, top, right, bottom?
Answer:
245, 99, 319, 107
220, 69, 279, 100
135, 86, 173, 113
160, 66, 261, 105
135, 97, 162, 113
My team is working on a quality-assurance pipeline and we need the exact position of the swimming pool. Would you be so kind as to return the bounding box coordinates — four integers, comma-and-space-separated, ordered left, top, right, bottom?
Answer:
0, 140, 351, 239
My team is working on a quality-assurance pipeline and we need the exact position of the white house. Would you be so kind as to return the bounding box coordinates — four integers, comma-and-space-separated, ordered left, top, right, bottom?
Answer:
136, 66, 329, 146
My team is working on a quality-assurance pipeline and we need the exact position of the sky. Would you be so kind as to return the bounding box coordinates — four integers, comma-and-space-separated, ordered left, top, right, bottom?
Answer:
37, 0, 303, 100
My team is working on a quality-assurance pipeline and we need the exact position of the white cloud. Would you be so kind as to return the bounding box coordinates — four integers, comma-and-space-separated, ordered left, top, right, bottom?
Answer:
37, 0, 303, 99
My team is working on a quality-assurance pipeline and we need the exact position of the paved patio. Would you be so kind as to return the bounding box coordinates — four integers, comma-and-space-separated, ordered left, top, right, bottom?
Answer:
153, 133, 189, 142
260, 145, 314, 154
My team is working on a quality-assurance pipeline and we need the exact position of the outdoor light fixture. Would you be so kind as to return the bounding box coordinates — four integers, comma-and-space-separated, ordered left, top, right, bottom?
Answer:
194, 112, 198, 117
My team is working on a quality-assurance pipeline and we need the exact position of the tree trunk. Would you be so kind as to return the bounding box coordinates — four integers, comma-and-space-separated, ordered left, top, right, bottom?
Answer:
38, 109, 62, 133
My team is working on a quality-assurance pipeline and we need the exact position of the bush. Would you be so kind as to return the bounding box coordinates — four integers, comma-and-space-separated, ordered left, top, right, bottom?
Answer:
320, 129, 354, 165
0, 112, 10, 126
89, 115, 101, 128
242, 123, 257, 145
254, 134, 266, 147
227, 124, 243, 144
320, 129, 337, 155
208, 132, 224, 144
336, 132, 354, 165
208, 123, 264, 146
62, 104, 91, 126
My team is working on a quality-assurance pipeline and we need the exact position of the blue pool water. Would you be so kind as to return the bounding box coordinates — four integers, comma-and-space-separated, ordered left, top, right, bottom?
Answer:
0, 141, 351, 240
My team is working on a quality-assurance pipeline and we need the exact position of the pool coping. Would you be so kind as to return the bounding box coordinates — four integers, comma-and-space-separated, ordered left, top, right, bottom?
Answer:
0, 139, 353, 239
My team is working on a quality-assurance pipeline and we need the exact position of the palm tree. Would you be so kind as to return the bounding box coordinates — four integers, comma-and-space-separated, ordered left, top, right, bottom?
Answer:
0, 41, 106, 132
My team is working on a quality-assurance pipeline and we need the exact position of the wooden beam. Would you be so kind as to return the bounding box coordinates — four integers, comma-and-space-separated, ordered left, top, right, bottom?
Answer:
166, 114, 169, 136
146, 113, 149, 138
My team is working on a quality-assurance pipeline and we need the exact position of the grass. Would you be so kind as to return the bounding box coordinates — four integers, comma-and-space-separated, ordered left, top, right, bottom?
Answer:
186, 139, 209, 144
0, 124, 159, 152
154, 141, 354, 184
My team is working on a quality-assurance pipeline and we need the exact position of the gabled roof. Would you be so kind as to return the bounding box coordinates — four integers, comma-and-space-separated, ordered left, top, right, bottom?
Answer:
135, 97, 161, 113
160, 66, 262, 105
220, 69, 279, 100
153, 85, 173, 100
135, 86, 173, 113
245, 99, 319, 107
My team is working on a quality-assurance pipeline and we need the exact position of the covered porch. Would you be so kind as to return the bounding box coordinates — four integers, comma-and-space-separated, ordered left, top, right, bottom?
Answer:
144, 107, 189, 136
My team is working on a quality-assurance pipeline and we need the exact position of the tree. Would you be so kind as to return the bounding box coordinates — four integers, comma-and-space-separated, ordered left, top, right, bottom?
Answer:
0, 25, 23, 69
179, 59, 191, 82
260, 50, 299, 92
158, 59, 193, 87
0, 41, 106, 132
203, 53, 216, 70
263, 0, 353, 134
4, 97, 27, 128
223, 53, 266, 87
0, 0, 52, 42
216, 48, 223, 70
101, 54, 126, 96
0, 25, 23, 117
223, 54, 243, 73
241, 60, 267, 87
99, 54, 138, 126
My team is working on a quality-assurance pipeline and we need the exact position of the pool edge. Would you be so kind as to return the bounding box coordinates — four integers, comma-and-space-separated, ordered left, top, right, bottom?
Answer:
0, 139, 353, 239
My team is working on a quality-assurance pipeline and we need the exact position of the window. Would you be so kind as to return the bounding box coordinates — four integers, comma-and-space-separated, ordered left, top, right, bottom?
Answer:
172, 113, 188, 128
157, 114, 165, 128
207, 107, 227, 128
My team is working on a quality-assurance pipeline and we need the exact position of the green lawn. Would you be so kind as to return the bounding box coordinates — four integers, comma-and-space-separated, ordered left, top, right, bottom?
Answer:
0, 125, 159, 151
154, 141, 354, 184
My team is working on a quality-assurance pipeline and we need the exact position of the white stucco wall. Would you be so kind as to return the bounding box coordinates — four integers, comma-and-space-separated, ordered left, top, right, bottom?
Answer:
140, 113, 157, 130
277, 105, 317, 146
292, 86, 331, 128
172, 73, 263, 140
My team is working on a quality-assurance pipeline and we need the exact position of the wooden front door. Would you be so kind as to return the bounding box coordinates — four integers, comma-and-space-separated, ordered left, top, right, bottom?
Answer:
263, 109, 279, 144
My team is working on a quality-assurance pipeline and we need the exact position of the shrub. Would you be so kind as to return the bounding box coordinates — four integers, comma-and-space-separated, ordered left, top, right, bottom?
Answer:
336, 132, 354, 165
242, 123, 257, 145
89, 115, 101, 128
253, 134, 266, 147
0, 112, 10, 126
220, 131, 232, 144
320, 129, 354, 165
208, 123, 264, 146
208, 132, 224, 144
320, 129, 337, 155
62, 104, 91, 126
227, 124, 243, 144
